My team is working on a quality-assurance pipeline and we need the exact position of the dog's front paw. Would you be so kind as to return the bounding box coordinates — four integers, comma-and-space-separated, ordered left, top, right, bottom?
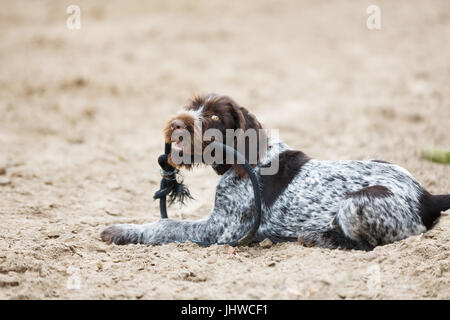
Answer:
101, 224, 142, 245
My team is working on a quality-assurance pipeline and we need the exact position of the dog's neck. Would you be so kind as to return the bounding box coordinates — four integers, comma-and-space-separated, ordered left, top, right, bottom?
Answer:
211, 138, 289, 176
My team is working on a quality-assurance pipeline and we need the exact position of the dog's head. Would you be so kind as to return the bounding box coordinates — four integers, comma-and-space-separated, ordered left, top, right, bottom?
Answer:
164, 94, 267, 177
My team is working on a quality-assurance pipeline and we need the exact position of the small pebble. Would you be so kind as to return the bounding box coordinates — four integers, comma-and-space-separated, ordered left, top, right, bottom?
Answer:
105, 208, 121, 216
0, 176, 11, 186
136, 293, 145, 299
267, 261, 276, 267
0, 168, 6, 175
45, 231, 60, 239
287, 288, 302, 297
107, 182, 120, 191
94, 201, 107, 210
206, 257, 217, 264
259, 238, 273, 248
0, 274, 20, 287
364, 252, 378, 261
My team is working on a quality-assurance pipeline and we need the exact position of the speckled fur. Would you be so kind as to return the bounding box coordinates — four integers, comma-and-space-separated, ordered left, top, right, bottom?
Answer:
101, 138, 439, 250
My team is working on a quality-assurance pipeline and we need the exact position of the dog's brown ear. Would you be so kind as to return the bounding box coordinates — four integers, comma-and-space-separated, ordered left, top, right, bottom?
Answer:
229, 105, 249, 177
229, 105, 267, 178
230, 104, 247, 132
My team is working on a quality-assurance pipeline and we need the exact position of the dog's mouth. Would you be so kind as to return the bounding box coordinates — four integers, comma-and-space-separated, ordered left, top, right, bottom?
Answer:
170, 129, 207, 156
168, 134, 199, 168
171, 137, 187, 156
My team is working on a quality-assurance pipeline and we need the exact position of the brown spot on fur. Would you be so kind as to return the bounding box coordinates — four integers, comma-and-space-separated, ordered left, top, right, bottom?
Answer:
260, 150, 310, 207
345, 185, 393, 199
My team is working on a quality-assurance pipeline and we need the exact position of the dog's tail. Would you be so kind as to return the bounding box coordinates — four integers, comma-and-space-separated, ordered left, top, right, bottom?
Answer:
433, 194, 450, 212
420, 191, 450, 229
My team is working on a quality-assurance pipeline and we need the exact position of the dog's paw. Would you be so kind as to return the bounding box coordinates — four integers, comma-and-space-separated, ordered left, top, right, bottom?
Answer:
101, 224, 141, 245
298, 235, 316, 247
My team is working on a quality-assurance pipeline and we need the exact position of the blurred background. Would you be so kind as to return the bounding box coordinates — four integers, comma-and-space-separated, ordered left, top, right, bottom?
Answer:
0, 0, 448, 299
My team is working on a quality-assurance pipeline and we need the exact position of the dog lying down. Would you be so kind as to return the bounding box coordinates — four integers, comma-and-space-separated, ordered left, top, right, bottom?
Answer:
101, 94, 449, 250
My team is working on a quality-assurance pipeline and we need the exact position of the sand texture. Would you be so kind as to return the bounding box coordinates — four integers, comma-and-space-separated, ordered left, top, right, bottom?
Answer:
0, 0, 449, 299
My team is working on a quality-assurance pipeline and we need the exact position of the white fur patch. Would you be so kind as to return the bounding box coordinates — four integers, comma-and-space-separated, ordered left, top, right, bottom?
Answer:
184, 107, 203, 120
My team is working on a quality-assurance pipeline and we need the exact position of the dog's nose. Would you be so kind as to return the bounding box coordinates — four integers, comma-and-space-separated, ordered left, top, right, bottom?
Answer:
171, 119, 186, 131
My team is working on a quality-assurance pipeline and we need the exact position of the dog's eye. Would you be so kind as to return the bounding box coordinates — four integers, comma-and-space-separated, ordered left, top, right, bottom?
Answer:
211, 115, 220, 121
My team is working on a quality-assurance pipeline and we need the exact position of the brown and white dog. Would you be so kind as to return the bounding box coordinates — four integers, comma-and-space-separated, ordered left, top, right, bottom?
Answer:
101, 94, 448, 250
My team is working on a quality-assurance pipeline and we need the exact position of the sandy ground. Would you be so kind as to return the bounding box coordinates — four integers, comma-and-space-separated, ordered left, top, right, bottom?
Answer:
0, 0, 449, 299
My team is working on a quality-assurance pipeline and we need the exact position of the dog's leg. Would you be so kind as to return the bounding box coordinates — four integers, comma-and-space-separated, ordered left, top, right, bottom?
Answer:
101, 204, 257, 246
101, 218, 216, 245
333, 185, 426, 247
101, 167, 260, 246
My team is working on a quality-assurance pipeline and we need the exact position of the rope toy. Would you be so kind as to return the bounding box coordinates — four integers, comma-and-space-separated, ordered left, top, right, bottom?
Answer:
153, 143, 193, 219
153, 141, 262, 246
